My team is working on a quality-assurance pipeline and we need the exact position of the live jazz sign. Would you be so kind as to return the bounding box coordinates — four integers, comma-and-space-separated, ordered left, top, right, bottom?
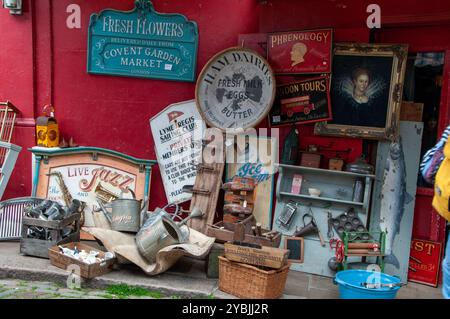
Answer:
87, 0, 198, 82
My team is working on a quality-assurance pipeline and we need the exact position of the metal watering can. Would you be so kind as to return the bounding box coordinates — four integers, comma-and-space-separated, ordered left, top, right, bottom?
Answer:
97, 189, 148, 233
135, 207, 203, 264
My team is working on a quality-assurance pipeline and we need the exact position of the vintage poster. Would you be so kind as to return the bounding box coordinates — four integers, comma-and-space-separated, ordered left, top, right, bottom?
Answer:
269, 76, 332, 127
408, 239, 443, 287
226, 136, 278, 229
150, 100, 205, 204
267, 28, 333, 74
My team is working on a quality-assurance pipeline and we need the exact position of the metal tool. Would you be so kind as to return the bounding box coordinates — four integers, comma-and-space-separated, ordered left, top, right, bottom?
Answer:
294, 212, 326, 247
327, 212, 334, 239
277, 201, 297, 230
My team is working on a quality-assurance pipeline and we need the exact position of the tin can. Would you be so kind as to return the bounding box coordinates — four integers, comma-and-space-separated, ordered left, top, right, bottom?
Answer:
352, 179, 365, 203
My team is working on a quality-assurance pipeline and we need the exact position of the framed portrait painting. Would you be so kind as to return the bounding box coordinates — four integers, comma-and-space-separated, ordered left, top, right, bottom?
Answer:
314, 43, 408, 140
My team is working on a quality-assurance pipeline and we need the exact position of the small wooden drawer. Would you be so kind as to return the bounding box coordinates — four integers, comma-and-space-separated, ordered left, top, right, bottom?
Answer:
300, 152, 322, 168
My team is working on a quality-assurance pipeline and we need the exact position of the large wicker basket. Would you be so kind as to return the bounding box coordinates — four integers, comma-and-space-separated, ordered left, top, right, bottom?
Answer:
218, 256, 290, 299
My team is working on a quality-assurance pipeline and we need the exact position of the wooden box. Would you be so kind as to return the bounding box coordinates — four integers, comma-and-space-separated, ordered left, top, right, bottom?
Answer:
207, 221, 281, 248
400, 101, 424, 122
205, 243, 225, 278
224, 243, 289, 269
48, 242, 116, 279
300, 152, 322, 168
329, 158, 344, 171
20, 213, 81, 259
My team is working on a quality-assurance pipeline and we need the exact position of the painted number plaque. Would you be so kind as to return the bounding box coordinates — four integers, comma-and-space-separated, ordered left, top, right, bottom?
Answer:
87, 0, 198, 82
196, 47, 276, 131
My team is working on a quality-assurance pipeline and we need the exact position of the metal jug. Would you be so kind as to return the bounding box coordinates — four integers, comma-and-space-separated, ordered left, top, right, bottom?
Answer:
97, 189, 148, 233
135, 207, 204, 264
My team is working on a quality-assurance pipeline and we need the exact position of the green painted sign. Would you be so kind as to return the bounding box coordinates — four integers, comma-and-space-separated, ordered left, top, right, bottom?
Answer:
87, 0, 198, 82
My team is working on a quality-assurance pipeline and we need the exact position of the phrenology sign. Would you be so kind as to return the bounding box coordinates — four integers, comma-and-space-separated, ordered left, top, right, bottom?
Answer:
87, 0, 198, 82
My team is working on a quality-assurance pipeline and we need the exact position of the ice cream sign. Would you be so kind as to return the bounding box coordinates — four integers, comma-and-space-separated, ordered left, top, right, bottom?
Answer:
87, 0, 198, 82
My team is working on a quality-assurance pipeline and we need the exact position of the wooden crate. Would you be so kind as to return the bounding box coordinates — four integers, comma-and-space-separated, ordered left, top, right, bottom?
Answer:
48, 242, 115, 279
224, 243, 289, 269
207, 221, 281, 248
20, 213, 81, 258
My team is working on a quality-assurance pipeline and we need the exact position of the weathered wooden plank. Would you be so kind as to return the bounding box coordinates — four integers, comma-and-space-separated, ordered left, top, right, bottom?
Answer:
22, 213, 81, 229
188, 140, 226, 234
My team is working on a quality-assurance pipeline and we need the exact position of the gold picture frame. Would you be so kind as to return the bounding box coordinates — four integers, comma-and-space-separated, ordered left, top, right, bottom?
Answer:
314, 43, 408, 141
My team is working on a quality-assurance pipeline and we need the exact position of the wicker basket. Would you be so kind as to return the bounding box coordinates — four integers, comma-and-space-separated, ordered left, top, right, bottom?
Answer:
218, 256, 290, 299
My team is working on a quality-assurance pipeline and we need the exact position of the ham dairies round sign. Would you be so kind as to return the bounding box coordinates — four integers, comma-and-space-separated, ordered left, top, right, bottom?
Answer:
195, 47, 276, 131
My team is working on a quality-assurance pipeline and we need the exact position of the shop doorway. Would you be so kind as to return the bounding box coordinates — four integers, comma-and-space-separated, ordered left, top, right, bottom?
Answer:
403, 52, 445, 187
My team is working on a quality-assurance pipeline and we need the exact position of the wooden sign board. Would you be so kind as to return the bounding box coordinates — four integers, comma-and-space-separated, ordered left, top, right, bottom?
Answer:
150, 100, 206, 204
269, 76, 332, 127
226, 136, 278, 229
284, 237, 304, 263
408, 239, 443, 287
196, 47, 276, 131
224, 242, 289, 269
87, 0, 198, 82
30, 147, 156, 230
267, 28, 333, 74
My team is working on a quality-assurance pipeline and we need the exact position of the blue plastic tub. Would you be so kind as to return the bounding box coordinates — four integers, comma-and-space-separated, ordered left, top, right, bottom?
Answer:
334, 270, 402, 299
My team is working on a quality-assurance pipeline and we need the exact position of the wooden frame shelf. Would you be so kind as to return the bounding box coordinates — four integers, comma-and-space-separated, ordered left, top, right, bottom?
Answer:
272, 163, 375, 278
279, 192, 365, 207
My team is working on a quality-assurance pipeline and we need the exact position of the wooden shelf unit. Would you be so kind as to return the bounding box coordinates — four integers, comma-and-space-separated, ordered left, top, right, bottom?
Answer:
272, 164, 375, 278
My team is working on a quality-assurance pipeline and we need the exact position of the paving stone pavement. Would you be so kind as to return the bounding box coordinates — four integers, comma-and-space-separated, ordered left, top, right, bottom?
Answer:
0, 279, 176, 299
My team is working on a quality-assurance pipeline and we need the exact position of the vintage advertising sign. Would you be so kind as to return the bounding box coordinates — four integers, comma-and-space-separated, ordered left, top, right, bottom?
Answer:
226, 136, 278, 229
267, 28, 333, 74
150, 100, 205, 204
269, 76, 332, 127
30, 147, 156, 228
196, 47, 276, 131
408, 239, 443, 287
87, 0, 198, 82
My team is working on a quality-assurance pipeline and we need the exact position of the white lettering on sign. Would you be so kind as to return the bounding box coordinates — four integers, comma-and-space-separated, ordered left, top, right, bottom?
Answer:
101, 17, 184, 38
103, 46, 181, 66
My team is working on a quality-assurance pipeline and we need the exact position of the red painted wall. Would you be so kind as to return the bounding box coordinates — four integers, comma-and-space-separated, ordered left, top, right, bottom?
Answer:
2, 0, 450, 219
0, 0, 259, 209
0, 1, 35, 199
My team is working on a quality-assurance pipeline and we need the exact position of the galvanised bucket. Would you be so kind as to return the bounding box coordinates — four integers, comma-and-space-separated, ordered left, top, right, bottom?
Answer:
135, 211, 184, 264
109, 198, 142, 233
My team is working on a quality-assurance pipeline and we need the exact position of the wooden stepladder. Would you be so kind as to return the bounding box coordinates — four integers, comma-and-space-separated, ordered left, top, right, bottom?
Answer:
188, 135, 226, 234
